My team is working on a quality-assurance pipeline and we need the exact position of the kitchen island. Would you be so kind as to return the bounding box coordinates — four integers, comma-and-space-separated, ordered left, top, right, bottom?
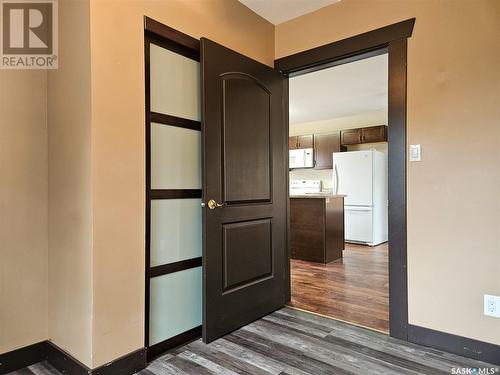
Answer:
290, 195, 345, 263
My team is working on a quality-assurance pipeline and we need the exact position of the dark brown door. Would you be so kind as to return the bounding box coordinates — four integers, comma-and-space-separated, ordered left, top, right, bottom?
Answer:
289, 136, 298, 149
341, 128, 362, 145
297, 134, 314, 148
314, 132, 342, 169
201, 38, 288, 343
362, 125, 387, 143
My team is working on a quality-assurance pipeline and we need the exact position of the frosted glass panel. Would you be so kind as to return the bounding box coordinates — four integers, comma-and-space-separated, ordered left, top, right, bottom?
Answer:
151, 123, 201, 189
150, 199, 202, 267
149, 267, 202, 345
150, 43, 201, 121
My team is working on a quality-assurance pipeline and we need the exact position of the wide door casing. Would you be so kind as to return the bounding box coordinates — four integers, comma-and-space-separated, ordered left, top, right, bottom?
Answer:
201, 38, 288, 343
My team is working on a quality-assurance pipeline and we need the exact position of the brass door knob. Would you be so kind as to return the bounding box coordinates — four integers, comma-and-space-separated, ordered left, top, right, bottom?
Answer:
207, 199, 226, 210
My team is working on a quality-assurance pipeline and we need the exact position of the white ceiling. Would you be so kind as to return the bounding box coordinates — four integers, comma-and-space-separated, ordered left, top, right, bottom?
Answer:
239, 0, 341, 25
289, 54, 388, 124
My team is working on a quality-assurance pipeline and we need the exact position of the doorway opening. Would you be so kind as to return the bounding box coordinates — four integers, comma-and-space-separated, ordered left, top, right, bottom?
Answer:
277, 18, 414, 340
287, 53, 389, 332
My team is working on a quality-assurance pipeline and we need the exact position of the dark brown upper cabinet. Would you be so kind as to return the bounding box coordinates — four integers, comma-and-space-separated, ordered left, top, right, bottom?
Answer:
289, 126, 387, 168
362, 125, 387, 143
341, 125, 387, 146
289, 136, 298, 149
289, 134, 314, 150
340, 128, 362, 146
298, 135, 313, 148
313, 132, 343, 169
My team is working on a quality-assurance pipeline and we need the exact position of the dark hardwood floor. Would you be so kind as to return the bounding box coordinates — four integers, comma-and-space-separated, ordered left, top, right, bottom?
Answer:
10, 307, 496, 375
290, 242, 389, 333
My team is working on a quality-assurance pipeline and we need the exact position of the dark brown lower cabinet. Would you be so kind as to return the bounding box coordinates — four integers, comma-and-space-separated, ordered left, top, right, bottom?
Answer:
290, 196, 344, 263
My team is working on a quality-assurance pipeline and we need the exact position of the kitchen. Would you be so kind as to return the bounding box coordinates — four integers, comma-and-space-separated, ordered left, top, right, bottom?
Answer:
288, 54, 390, 332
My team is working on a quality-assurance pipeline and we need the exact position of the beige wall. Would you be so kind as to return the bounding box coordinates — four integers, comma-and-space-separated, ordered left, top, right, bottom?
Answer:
0, 71, 48, 354
47, 0, 93, 366
88, 0, 274, 367
277, 0, 500, 345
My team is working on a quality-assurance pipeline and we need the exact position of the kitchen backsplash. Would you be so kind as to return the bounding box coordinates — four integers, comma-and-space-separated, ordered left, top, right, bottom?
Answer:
290, 168, 334, 189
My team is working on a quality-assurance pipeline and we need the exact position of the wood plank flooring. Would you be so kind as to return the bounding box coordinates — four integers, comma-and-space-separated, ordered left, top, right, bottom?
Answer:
10, 307, 496, 374
140, 308, 498, 374
8, 361, 59, 375
290, 242, 389, 332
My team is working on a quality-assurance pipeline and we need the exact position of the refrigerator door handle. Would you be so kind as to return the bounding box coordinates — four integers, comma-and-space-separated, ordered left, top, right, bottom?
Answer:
334, 164, 339, 195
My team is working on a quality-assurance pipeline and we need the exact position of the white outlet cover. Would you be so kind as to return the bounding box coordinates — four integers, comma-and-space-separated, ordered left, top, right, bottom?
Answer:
484, 294, 500, 318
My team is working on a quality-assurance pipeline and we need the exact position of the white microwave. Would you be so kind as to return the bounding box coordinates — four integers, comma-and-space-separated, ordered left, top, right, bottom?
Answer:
289, 148, 314, 169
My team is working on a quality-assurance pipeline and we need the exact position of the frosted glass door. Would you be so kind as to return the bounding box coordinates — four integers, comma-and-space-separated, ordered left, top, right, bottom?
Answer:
150, 199, 202, 267
150, 44, 201, 121
150, 123, 201, 189
149, 267, 202, 345
146, 31, 202, 351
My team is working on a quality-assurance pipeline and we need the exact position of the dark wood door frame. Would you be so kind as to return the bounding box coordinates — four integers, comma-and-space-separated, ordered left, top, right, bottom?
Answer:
275, 18, 415, 341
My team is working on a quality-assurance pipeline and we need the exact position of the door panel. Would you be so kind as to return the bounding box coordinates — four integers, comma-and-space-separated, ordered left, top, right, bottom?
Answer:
150, 123, 202, 189
201, 38, 287, 343
222, 74, 271, 203
150, 43, 201, 121
288, 136, 298, 149
149, 266, 202, 345
150, 199, 202, 266
222, 219, 272, 292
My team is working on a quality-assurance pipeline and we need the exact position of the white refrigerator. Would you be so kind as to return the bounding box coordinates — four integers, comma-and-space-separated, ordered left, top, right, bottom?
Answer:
332, 149, 388, 246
